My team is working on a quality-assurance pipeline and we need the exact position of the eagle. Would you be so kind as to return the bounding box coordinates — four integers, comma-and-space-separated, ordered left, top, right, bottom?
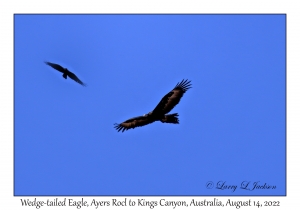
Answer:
114, 79, 191, 132
45, 61, 86, 86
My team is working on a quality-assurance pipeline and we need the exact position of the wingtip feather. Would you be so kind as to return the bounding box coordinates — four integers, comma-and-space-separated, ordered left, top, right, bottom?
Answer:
175, 79, 192, 92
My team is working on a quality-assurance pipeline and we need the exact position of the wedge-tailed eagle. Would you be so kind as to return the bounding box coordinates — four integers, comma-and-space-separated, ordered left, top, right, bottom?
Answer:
114, 79, 191, 132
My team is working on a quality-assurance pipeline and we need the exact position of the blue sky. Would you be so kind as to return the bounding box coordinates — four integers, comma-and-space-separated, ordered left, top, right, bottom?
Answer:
14, 14, 286, 196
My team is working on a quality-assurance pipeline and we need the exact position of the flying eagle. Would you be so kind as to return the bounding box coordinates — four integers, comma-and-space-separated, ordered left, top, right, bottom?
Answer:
114, 79, 191, 132
45, 61, 86, 86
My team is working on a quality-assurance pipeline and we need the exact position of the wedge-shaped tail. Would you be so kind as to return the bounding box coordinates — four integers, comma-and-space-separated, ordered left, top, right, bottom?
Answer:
160, 113, 179, 124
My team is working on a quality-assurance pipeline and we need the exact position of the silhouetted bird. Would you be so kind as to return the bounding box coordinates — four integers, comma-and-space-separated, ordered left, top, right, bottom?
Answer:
45, 61, 86, 86
114, 79, 191, 132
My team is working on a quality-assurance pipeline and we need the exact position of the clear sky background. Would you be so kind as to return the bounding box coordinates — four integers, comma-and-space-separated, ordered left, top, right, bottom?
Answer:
14, 14, 286, 196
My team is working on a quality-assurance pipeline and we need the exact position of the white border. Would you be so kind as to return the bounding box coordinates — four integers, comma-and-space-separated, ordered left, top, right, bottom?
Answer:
1, 0, 298, 209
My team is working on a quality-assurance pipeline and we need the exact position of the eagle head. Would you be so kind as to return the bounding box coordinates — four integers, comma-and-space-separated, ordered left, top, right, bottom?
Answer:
143, 111, 152, 117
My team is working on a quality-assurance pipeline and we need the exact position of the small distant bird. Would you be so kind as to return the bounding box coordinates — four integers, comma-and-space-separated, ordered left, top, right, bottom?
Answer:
45, 61, 86, 86
114, 79, 191, 132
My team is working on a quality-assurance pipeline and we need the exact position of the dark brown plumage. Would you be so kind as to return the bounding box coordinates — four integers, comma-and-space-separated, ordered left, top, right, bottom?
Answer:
114, 79, 191, 132
45, 61, 86, 86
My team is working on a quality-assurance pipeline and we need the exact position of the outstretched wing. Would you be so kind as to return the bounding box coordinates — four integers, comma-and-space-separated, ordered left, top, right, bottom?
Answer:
114, 115, 154, 132
45, 62, 66, 73
67, 71, 87, 86
152, 79, 191, 115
